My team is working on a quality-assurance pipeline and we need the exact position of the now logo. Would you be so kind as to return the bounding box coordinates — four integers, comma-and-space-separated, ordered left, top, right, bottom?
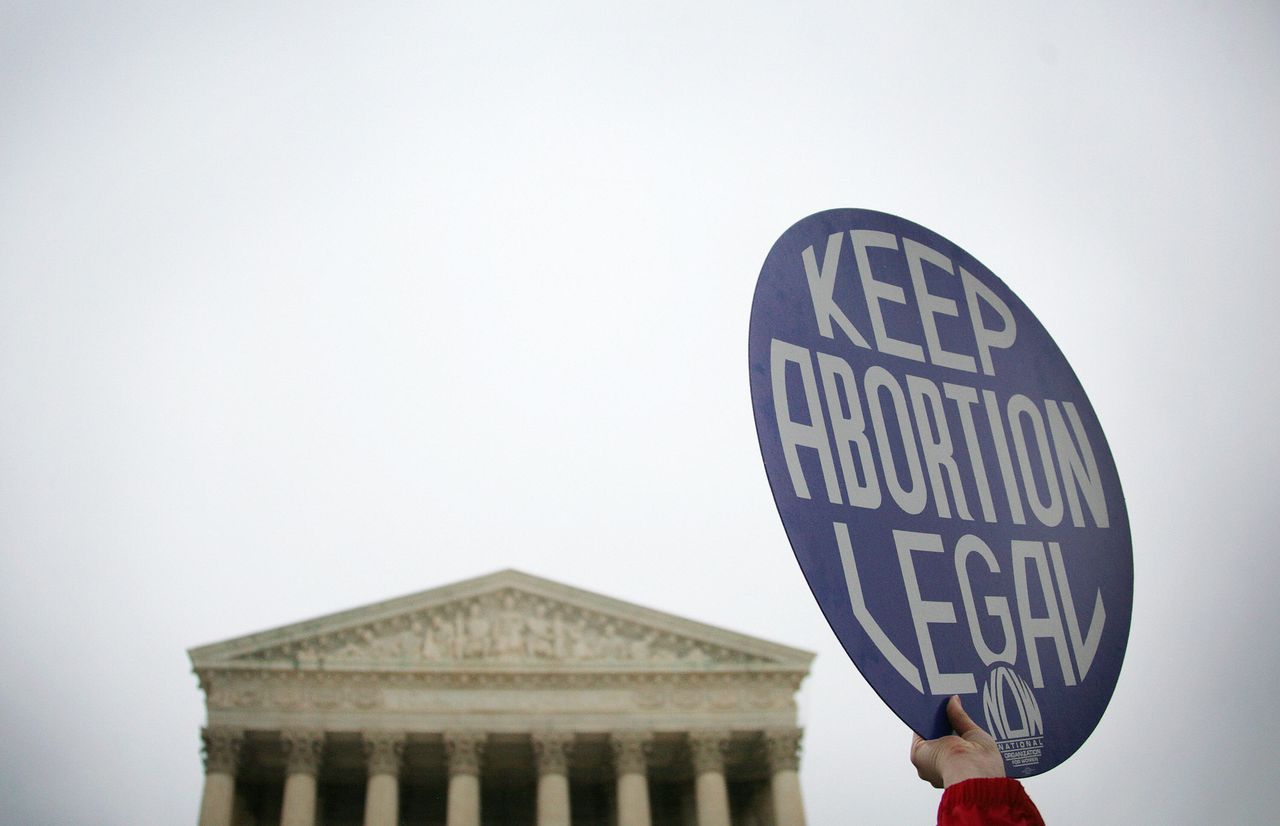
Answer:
982, 665, 1043, 742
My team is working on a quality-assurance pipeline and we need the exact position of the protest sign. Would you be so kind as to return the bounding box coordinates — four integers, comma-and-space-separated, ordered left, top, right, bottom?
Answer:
749, 209, 1132, 775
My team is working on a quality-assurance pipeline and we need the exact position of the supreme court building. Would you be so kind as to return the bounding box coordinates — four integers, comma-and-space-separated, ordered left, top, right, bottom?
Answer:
189, 570, 814, 826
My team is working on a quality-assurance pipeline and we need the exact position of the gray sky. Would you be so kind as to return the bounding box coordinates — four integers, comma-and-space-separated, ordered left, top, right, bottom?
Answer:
1, 2, 1277, 823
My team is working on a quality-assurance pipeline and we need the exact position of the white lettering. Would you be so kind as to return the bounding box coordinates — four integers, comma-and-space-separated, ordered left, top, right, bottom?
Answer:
852, 230, 925, 362
802, 232, 871, 348
955, 534, 1017, 666
961, 266, 1016, 376
903, 238, 977, 372
1012, 540, 1077, 688
983, 389, 1027, 525
896, 530, 977, 696
817, 353, 881, 509
865, 367, 927, 515
1046, 400, 1110, 528
835, 522, 923, 692
770, 339, 842, 503
1049, 542, 1106, 680
906, 375, 973, 520
944, 383, 997, 522
1008, 395, 1064, 528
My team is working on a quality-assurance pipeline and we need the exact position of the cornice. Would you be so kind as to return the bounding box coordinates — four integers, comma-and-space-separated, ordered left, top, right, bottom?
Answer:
195, 667, 803, 716
193, 661, 810, 677
195, 665, 807, 691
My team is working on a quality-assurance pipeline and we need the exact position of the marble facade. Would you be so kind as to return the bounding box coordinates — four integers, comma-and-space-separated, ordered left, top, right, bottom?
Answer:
190, 570, 814, 826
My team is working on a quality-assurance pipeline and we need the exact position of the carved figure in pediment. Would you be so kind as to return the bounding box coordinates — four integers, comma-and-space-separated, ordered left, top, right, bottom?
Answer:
419, 621, 439, 660
463, 603, 492, 659
495, 593, 526, 659
371, 628, 403, 659
553, 613, 578, 660
629, 632, 653, 660
444, 613, 462, 658
525, 603, 556, 659
578, 624, 603, 660
297, 642, 320, 666
378, 624, 404, 655
397, 623, 424, 661
680, 643, 709, 664
334, 629, 370, 659
421, 615, 455, 661
452, 611, 466, 658
649, 632, 678, 662
601, 622, 629, 660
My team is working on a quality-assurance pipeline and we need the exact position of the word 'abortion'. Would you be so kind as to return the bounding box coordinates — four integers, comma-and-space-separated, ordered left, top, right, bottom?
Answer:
770, 228, 1109, 530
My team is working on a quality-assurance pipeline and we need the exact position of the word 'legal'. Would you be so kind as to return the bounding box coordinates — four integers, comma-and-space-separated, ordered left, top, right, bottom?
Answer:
838, 526, 1105, 695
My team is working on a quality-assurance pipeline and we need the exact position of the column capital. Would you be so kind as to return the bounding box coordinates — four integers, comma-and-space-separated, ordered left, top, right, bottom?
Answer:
362, 731, 406, 777
609, 731, 653, 777
531, 731, 575, 776
282, 729, 325, 777
688, 729, 731, 774
201, 726, 245, 775
764, 728, 803, 772
444, 730, 487, 777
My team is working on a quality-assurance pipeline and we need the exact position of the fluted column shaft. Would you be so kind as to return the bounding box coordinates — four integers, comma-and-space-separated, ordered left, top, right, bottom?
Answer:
533, 732, 573, 826
280, 730, 325, 826
611, 731, 653, 826
766, 729, 806, 826
537, 771, 570, 825
445, 731, 486, 826
362, 732, 405, 826
690, 730, 731, 826
197, 727, 243, 826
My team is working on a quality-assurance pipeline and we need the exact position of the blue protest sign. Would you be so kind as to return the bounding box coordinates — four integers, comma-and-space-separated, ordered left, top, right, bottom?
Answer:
749, 209, 1132, 776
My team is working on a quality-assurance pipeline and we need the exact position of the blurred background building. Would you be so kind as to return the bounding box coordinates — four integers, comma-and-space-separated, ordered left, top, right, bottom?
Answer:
189, 570, 814, 826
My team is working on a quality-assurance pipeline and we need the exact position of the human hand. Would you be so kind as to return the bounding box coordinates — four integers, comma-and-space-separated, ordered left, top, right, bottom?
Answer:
910, 695, 1005, 789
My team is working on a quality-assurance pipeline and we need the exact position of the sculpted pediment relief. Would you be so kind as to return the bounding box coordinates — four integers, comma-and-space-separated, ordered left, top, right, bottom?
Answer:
193, 572, 813, 671
236, 588, 766, 667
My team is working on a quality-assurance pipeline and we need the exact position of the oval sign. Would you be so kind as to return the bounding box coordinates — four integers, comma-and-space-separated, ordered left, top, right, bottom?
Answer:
749, 209, 1132, 775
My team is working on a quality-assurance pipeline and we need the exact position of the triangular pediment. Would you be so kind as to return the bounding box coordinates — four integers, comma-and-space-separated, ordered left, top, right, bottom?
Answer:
189, 570, 813, 672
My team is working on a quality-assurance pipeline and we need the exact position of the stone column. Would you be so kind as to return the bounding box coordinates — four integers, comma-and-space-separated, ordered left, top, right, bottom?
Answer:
445, 731, 486, 826
532, 732, 574, 826
362, 731, 405, 826
197, 726, 243, 826
610, 731, 653, 826
280, 729, 325, 826
765, 728, 806, 826
689, 730, 732, 826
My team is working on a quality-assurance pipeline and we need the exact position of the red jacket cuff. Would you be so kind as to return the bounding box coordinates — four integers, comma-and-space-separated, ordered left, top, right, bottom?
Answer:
938, 778, 1045, 826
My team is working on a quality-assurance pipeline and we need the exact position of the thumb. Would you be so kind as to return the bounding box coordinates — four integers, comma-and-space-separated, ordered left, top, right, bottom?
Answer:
945, 695, 987, 739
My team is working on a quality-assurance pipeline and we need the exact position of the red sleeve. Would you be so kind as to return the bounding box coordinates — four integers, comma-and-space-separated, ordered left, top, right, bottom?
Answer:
937, 778, 1045, 826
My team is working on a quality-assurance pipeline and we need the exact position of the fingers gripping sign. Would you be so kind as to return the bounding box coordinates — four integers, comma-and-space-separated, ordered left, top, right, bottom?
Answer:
910, 695, 1048, 825
910, 695, 1005, 789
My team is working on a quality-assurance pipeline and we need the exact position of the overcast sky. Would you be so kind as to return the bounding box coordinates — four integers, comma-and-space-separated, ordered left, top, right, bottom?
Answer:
2, 2, 1278, 824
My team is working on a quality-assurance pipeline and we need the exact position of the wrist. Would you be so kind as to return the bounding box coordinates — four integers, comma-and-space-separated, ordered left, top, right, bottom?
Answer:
942, 763, 1005, 788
